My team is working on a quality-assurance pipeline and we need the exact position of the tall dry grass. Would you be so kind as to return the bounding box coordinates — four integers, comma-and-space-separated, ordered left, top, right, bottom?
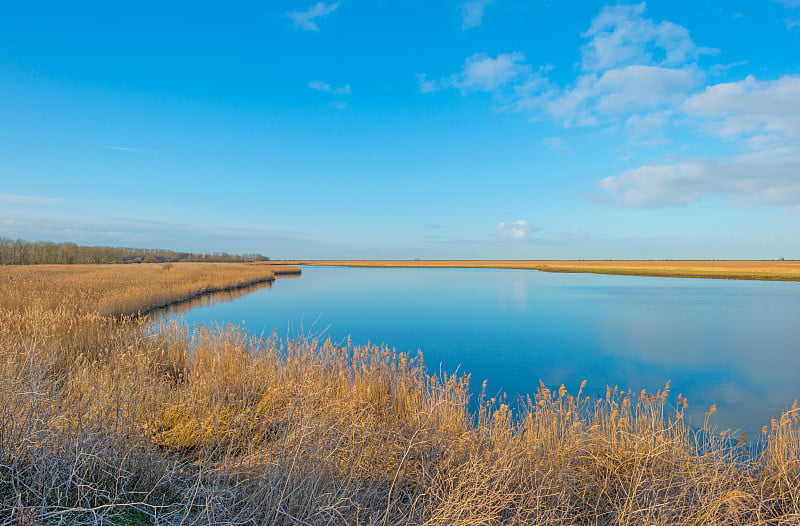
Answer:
0, 264, 798, 525
0, 262, 297, 316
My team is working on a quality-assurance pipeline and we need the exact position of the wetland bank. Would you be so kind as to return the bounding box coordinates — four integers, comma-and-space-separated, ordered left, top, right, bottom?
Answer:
1, 262, 798, 525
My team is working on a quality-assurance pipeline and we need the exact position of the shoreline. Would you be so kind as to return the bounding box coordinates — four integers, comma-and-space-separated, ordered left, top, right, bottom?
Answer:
281, 260, 800, 282
3, 262, 799, 523
132, 264, 302, 317
0, 262, 302, 318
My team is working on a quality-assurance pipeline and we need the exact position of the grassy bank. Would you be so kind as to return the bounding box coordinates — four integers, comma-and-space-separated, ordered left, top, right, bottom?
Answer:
288, 260, 800, 282
0, 262, 300, 317
1, 264, 798, 524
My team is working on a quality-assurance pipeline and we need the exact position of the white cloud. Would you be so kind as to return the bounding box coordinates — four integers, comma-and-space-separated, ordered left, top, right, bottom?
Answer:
288, 2, 340, 31
581, 3, 707, 72
459, 0, 494, 30
423, 4, 800, 210
497, 220, 538, 240
309, 80, 351, 95
539, 3, 706, 126
431, 4, 705, 128
539, 65, 699, 126
593, 65, 699, 113
448, 52, 529, 92
681, 75, 800, 139
599, 156, 800, 207
601, 75, 800, 209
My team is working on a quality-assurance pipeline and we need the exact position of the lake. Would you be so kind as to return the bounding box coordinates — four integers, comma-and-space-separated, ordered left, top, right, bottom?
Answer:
166, 266, 800, 436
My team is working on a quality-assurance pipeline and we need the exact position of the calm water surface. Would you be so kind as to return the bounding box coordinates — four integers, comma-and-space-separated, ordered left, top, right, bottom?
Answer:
168, 266, 800, 436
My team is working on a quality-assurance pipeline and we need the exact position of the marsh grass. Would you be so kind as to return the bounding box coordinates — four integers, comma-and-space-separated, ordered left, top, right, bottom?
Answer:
0, 264, 798, 524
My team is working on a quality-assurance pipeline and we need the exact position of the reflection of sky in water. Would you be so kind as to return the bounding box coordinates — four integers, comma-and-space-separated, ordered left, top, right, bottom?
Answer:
170, 266, 800, 436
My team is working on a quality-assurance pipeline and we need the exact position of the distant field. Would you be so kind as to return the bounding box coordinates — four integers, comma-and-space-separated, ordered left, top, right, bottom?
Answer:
286, 259, 800, 281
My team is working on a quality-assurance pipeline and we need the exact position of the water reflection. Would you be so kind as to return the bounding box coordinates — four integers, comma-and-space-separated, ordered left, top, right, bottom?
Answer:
158, 282, 274, 316
496, 274, 530, 308
150, 273, 294, 317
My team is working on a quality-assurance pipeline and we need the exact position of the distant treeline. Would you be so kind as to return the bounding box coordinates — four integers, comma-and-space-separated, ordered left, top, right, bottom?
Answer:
0, 237, 269, 265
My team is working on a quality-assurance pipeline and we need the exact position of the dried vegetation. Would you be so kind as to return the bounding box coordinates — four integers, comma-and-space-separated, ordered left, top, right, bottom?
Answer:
0, 263, 798, 525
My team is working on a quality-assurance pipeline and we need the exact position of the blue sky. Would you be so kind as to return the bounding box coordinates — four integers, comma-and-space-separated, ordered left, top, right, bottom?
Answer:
1, 1, 799, 259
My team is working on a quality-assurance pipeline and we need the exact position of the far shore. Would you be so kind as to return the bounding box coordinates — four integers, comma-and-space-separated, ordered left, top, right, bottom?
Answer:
278, 259, 800, 282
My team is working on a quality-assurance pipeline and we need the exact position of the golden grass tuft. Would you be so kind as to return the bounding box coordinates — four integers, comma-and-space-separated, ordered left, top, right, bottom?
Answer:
0, 263, 798, 524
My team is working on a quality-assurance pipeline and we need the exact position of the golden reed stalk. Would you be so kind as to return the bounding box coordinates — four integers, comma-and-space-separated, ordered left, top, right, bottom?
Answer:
0, 263, 797, 524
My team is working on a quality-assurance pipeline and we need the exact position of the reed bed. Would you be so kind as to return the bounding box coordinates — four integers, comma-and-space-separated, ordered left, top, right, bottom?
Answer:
0, 264, 798, 525
0, 262, 298, 316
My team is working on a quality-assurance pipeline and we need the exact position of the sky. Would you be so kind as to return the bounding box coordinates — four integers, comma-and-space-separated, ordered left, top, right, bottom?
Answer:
1, 0, 799, 259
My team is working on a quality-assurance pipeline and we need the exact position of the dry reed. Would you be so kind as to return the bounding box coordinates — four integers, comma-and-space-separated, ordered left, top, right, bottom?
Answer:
0, 264, 798, 525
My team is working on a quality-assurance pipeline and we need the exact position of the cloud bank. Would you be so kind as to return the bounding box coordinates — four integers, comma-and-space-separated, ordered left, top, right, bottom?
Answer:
423, 3, 800, 208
